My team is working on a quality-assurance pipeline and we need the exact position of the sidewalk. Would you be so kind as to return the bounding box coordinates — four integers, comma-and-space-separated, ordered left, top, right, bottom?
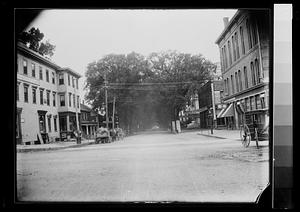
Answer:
196, 128, 269, 147
17, 139, 95, 153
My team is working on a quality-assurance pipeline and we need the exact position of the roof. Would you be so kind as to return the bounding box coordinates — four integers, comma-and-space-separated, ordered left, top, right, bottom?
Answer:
17, 41, 61, 70
59, 67, 82, 78
80, 103, 92, 112
215, 10, 242, 45
17, 42, 82, 78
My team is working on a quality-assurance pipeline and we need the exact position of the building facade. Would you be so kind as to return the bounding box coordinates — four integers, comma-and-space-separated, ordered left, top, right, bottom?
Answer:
16, 42, 82, 144
215, 9, 270, 129
80, 103, 99, 139
198, 80, 226, 129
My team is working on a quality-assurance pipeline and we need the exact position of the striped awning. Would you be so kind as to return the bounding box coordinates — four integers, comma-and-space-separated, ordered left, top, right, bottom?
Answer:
220, 103, 234, 118
217, 107, 226, 118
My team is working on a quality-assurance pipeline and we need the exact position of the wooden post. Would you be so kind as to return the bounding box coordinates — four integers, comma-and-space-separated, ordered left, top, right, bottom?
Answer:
112, 96, 116, 130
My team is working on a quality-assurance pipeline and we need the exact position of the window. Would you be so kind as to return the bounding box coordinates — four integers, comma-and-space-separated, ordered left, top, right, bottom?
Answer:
227, 41, 232, 65
48, 116, 51, 132
244, 66, 248, 89
73, 94, 75, 108
227, 78, 230, 94
250, 96, 255, 110
76, 79, 78, 89
54, 116, 57, 132
77, 96, 80, 108
46, 70, 49, 82
252, 21, 258, 45
232, 36, 236, 61
261, 96, 265, 109
235, 72, 239, 93
246, 19, 253, 50
60, 94, 65, 106
69, 93, 72, 107
238, 70, 243, 91
255, 95, 261, 109
250, 62, 256, 86
235, 32, 240, 59
52, 72, 55, 84
223, 46, 228, 69
32, 88, 36, 104
53, 92, 56, 107
240, 26, 245, 55
231, 75, 235, 94
17, 83, 20, 101
23, 60, 27, 75
72, 77, 75, 88
39, 67, 43, 80
23, 85, 29, 102
245, 98, 250, 111
224, 79, 227, 94
40, 89, 44, 105
59, 116, 67, 131
31, 63, 35, 77
68, 74, 70, 86
255, 59, 260, 83
59, 74, 64, 85
46, 91, 50, 106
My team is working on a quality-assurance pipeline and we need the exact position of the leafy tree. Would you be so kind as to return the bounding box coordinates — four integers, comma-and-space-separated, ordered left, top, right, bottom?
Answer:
84, 50, 215, 132
18, 27, 56, 57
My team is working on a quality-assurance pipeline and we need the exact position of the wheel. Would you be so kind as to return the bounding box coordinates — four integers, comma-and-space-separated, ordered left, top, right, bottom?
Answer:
240, 125, 251, 147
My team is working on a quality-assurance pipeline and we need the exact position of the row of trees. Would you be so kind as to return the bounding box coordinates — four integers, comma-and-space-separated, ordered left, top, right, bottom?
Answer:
18, 27, 56, 58
84, 51, 216, 132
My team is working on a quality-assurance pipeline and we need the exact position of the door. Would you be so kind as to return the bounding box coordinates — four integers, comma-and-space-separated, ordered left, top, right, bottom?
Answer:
16, 108, 22, 144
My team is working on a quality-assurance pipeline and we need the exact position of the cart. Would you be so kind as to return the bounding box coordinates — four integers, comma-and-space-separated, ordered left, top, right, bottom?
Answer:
95, 129, 110, 144
240, 110, 269, 148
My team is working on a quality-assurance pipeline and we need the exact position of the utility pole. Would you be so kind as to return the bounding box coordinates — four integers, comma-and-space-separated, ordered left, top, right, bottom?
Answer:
104, 73, 109, 129
112, 96, 116, 130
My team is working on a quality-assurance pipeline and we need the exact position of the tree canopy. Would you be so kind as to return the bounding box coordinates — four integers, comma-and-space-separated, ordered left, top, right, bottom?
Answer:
19, 27, 56, 57
84, 50, 215, 132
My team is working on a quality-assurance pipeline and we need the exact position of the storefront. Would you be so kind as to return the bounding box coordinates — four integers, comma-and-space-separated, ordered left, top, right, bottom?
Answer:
59, 111, 80, 141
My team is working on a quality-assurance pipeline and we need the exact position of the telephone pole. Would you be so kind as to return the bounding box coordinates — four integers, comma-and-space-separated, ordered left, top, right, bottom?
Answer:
112, 96, 116, 130
104, 73, 109, 129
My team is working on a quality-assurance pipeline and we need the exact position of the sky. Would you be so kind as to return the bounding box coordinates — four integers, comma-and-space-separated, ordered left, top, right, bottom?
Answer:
25, 9, 237, 100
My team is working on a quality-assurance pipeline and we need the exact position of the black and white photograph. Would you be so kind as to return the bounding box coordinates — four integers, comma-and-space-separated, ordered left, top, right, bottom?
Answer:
14, 7, 274, 205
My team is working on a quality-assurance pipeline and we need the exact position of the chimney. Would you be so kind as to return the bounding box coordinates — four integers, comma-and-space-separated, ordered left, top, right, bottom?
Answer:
223, 17, 229, 28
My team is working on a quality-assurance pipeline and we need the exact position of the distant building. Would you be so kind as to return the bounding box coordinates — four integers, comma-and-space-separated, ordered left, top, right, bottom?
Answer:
198, 80, 226, 129
80, 103, 99, 139
215, 9, 270, 129
16, 42, 82, 144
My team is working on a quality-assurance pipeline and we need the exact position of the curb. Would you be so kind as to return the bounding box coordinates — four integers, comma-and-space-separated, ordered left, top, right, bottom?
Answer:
17, 141, 96, 153
197, 133, 227, 139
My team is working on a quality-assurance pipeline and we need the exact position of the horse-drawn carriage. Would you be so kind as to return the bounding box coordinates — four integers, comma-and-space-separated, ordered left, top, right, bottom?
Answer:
240, 110, 269, 148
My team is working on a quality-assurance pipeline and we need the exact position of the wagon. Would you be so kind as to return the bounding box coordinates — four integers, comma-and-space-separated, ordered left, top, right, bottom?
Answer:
95, 130, 110, 144
240, 110, 269, 148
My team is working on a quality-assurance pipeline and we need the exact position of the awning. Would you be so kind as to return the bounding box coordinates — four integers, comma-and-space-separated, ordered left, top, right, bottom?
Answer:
236, 103, 244, 114
220, 103, 234, 118
217, 107, 226, 118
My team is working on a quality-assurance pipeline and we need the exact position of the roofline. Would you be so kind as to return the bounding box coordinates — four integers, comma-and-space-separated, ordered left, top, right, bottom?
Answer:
17, 41, 61, 70
215, 10, 242, 45
17, 42, 82, 78
58, 67, 82, 78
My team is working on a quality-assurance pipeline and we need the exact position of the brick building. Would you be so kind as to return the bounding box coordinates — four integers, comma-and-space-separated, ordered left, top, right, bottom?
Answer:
215, 9, 270, 129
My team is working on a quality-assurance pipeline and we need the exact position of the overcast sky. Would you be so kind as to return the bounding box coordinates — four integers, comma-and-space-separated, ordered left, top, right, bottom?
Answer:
26, 9, 237, 100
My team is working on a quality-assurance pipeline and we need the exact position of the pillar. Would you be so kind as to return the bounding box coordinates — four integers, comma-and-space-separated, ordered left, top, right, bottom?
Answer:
233, 103, 239, 129
86, 125, 89, 135
67, 115, 70, 131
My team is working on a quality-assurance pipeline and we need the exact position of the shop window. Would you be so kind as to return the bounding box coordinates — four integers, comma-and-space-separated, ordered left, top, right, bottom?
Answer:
59, 116, 67, 131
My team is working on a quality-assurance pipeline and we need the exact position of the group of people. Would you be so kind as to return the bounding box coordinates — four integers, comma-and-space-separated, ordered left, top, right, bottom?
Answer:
96, 125, 125, 143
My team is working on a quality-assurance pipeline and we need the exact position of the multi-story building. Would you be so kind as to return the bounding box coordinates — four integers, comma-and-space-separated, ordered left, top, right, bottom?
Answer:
16, 42, 82, 145
198, 80, 226, 129
80, 103, 99, 139
215, 9, 270, 129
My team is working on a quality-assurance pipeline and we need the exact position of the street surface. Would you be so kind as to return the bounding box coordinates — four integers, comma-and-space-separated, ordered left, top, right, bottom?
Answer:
17, 131, 269, 202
